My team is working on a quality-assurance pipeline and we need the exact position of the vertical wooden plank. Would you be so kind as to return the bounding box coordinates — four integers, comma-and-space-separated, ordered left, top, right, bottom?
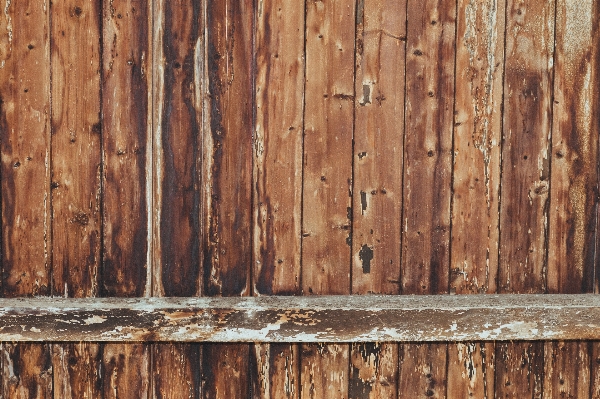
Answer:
447, 0, 504, 396
350, 0, 405, 398
399, 0, 455, 397
252, 0, 304, 397
495, 1, 554, 398
101, 0, 152, 397
543, 2, 600, 395
591, 343, 600, 398
52, 343, 102, 399
300, 0, 355, 398
49, 1, 103, 396
0, 1, 52, 398
152, 0, 203, 397
202, 0, 253, 397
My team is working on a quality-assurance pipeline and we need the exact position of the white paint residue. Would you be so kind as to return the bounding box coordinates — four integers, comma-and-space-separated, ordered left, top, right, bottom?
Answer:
84, 315, 107, 325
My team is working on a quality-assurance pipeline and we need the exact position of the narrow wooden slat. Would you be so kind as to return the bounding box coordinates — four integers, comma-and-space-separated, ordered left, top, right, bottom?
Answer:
101, 0, 152, 397
0, 1, 52, 397
301, 0, 355, 397
400, 0, 456, 396
252, 0, 304, 396
495, 0, 555, 397
49, 1, 103, 396
151, 0, 203, 397
202, 0, 254, 397
350, 2, 405, 397
543, 341, 591, 398
447, 0, 504, 396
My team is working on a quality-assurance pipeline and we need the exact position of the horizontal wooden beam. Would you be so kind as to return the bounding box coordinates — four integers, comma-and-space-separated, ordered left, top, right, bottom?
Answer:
0, 294, 597, 342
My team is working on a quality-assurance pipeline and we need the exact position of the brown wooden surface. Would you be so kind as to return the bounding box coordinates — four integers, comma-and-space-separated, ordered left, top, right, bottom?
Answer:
152, 0, 203, 397
0, 0, 599, 397
101, 0, 152, 397
351, 1, 405, 397
0, 0, 52, 397
202, 0, 254, 397
496, 1, 555, 397
301, 0, 355, 397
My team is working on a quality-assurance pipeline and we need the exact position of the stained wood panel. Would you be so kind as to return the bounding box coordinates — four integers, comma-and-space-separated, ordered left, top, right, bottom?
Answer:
447, 0, 504, 395
151, 0, 203, 396
496, 0, 555, 397
101, 0, 152, 397
202, 0, 254, 397
301, 0, 355, 397
350, 0, 405, 397
399, 0, 456, 396
252, 0, 304, 396
0, 0, 52, 397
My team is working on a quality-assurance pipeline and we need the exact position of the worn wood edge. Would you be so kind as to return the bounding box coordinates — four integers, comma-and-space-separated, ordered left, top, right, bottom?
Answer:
0, 294, 597, 342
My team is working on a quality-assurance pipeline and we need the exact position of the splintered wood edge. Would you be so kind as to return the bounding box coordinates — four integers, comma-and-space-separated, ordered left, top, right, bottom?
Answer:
0, 294, 597, 342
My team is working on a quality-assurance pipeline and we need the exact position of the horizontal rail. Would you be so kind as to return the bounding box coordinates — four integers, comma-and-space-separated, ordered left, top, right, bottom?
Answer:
0, 294, 597, 342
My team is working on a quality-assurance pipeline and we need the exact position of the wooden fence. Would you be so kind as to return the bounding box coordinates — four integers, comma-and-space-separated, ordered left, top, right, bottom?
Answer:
0, 0, 599, 397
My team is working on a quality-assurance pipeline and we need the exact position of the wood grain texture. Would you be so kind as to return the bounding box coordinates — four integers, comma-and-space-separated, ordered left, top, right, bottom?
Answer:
447, 1, 504, 395
101, 1, 152, 397
543, 341, 591, 399
350, 2, 405, 396
301, 0, 355, 296
451, 0, 504, 295
152, 0, 203, 396
202, 0, 254, 397
496, 0, 555, 397
101, 0, 151, 298
51, 343, 102, 399
301, 0, 355, 397
0, 1, 52, 397
253, 0, 304, 297
400, 0, 455, 396
252, 0, 304, 396
49, 2, 103, 395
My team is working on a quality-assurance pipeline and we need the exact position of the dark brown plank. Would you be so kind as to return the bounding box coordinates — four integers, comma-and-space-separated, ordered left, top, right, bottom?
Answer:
202, 0, 254, 397
52, 343, 102, 399
152, 1, 204, 397
252, 0, 304, 396
400, 0, 456, 396
101, 0, 152, 397
447, 0, 504, 395
496, 1, 555, 396
301, 0, 355, 397
543, 341, 591, 398
0, 1, 52, 397
350, 2, 405, 396
49, 1, 103, 395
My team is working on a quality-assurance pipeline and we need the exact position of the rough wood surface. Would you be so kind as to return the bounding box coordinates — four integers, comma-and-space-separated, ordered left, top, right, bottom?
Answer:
202, 0, 254, 397
0, 295, 597, 342
0, 1, 52, 397
152, 0, 203, 397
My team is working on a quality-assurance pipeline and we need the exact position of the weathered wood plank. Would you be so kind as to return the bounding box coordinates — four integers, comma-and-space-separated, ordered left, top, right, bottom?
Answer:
101, 1, 152, 397
202, 0, 254, 397
49, 1, 103, 395
0, 295, 598, 342
252, 0, 304, 396
0, 1, 52, 397
350, 2, 405, 397
496, 0, 555, 397
447, 1, 504, 395
152, 0, 203, 397
400, 0, 455, 396
301, 1, 356, 397
543, 341, 591, 399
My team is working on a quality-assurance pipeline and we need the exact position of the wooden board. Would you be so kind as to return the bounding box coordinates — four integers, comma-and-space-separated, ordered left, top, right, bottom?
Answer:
0, 0, 52, 397
496, 1, 555, 396
202, 0, 254, 397
301, 0, 355, 397
350, 1, 406, 397
152, 0, 203, 397
101, 0, 152, 397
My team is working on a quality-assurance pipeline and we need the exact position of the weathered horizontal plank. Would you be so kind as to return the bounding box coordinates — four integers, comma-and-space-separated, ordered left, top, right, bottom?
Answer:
0, 295, 597, 342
